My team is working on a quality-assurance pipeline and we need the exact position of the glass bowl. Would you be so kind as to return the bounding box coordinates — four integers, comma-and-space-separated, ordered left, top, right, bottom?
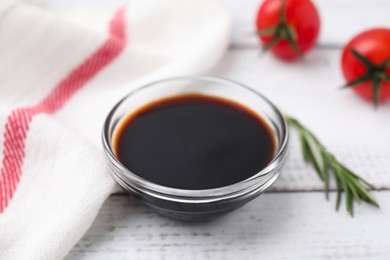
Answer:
102, 76, 289, 221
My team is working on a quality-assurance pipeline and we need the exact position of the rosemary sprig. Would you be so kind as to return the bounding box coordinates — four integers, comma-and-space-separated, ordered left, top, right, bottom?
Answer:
285, 116, 379, 216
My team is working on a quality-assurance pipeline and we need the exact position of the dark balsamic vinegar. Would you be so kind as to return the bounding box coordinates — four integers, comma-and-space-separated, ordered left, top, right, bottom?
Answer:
113, 94, 275, 190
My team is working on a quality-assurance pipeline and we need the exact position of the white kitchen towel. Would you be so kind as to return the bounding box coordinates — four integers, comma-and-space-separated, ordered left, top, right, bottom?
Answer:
0, 0, 231, 259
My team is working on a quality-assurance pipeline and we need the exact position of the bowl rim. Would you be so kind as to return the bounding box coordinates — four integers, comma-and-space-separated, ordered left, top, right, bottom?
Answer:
102, 75, 289, 199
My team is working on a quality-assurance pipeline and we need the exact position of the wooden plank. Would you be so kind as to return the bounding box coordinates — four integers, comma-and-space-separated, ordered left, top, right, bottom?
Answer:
66, 191, 390, 260
226, 0, 390, 47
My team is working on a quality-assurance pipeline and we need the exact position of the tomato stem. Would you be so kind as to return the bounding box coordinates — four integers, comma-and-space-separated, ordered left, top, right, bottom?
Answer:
343, 48, 390, 106
257, 0, 302, 58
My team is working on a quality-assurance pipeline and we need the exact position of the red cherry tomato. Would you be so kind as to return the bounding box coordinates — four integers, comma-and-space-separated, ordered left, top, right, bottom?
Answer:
256, 0, 320, 60
341, 28, 390, 105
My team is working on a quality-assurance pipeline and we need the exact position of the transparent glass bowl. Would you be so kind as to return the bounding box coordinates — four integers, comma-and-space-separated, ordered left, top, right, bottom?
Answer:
102, 76, 289, 221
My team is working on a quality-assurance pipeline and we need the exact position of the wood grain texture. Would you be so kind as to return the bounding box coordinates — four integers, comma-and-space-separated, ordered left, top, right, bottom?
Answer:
66, 192, 390, 260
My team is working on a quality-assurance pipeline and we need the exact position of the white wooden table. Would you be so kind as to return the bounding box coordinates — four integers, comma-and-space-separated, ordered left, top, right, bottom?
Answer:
53, 0, 390, 259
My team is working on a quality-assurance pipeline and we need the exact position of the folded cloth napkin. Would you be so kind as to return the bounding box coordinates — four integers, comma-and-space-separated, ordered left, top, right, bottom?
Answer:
0, 0, 231, 258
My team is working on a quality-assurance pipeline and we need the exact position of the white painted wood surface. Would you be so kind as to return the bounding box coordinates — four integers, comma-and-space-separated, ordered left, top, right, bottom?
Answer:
59, 0, 390, 259
66, 192, 390, 260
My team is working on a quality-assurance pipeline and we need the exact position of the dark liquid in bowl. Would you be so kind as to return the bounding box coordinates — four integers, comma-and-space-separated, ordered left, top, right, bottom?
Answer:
113, 94, 275, 190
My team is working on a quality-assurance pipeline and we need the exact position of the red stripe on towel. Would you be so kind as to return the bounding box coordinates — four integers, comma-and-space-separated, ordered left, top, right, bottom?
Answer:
0, 7, 127, 213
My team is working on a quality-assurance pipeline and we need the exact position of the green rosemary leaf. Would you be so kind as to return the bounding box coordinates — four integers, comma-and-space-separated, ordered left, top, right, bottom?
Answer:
335, 177, 342, 211
337, 171, 353, 216
339, 164, 379, 208
285, 117, 300, 128
346, 185, 354, 217
304, 143, 325, 180
324, 162, 330, 200
300, 133, 310, 161
303, 131, 326, 177
346, 175, 362, 205
332, 163, 349, 211
352, 181, 380, 208
338, 164, 376, 190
